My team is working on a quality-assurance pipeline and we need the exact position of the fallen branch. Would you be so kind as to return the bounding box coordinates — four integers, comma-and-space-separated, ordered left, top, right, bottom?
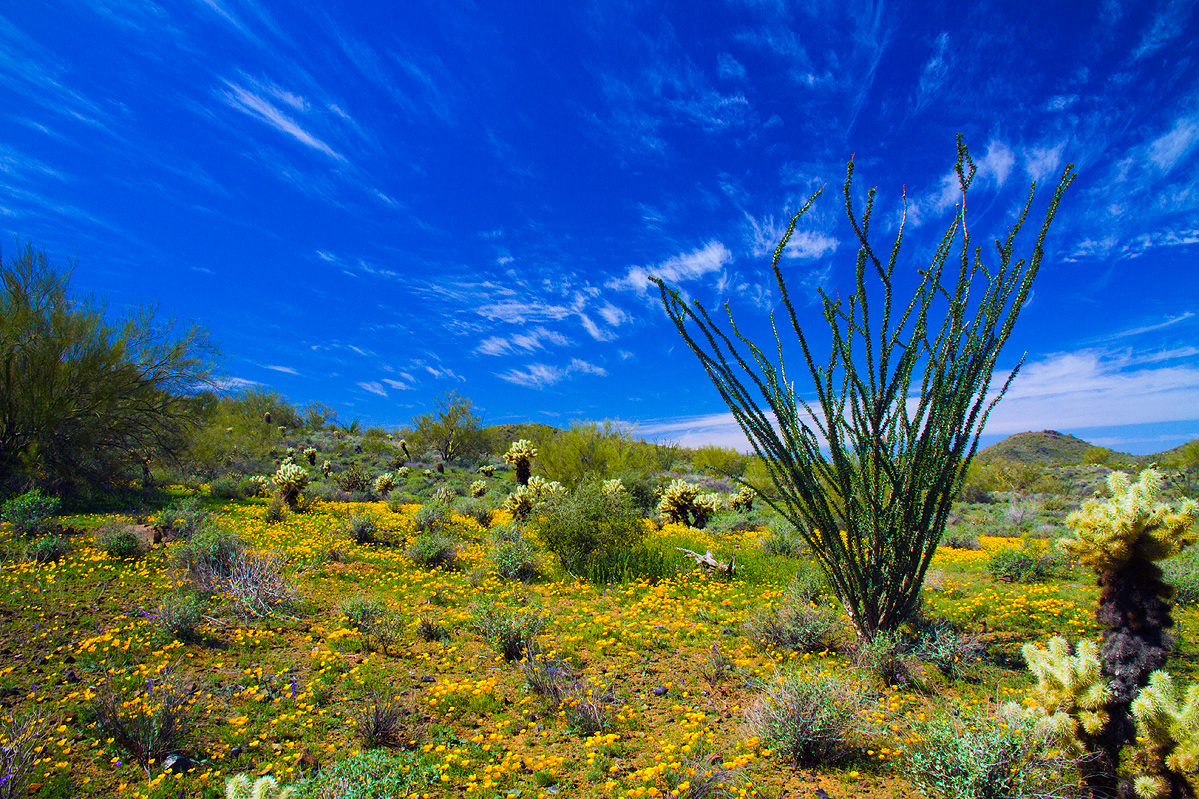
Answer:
677, 548, 735, 576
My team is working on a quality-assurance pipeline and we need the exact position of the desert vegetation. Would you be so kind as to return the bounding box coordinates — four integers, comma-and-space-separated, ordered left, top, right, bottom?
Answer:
2, 144, 1199, 799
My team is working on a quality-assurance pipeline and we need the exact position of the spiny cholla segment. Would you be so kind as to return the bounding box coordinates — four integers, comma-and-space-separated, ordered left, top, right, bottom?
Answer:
272, 462, 309, 506
501, 475, 565, 520
225, 773, 295, 799
470, 480, 487, 497
1129, 671, 1199, 799
731, 486, 756, 512
602, 478, 625, 496
1019, 636, 1111, 756
374, 473, 397, 494
657, 480, 724, 528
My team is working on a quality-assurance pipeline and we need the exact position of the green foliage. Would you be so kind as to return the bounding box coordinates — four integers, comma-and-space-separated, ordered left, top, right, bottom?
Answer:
490, 524, 545, 581
410, 391, 485, 463
987, 548, 1054, 584
501, 476, 566, 521
940, 528, 981, 550
172, 526, 246, 583
0, 488, 60, 535
533, 420, 654, 488
353, 692, 406, 749
156, 496, 212, 539
334, 463, 369, 493
691, 444, 748, 477
407, 531, 458, 569
0, 244, 215, 495
341, 597, 401, 654
157, 591, 207, 640
469, 601, 549, 660
745, 668, 866, 765
411, 504, 452, 533
653, 140, 1076, 639
289, 749, 434, 799
25, 534, 68, 563
760, 522, 807, 558
535, 479, 648, 573
916, 623, 984, 679
97, 524, 144, 559
89, 670, 192, 770
343, 514, 383, 545
745, 590, 841, 653
209, 475, 248, 499
902, 708, 1056, 799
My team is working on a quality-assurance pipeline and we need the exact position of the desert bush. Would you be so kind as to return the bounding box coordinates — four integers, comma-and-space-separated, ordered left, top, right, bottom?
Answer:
520, 653, 576, 702
407, 531, 458, 569
1, 488, 60, 534
902, 707, 1059, 799
916, 622, 985, 679
354, 692, 406, 749
341, 597, 401, 653
174, 526, 247, 586
157, 590, 207, 640
490, 524, 545, 581
156, 496, 212, 539
1164, 545, 1199, 605
745, 668, 867, 765
342, 596, 385, 628
532, 421, 654, 488
97, 523, 143, 559
343, 514, 383, 545
584, 545, 675, 585
0, 711, 47, 799
453, 497, 492, 527
700, 645, 737, 688
263, 496, 287, 523
209, 475, 246, 499
416, 617, 450, 643
288, 748, 434, 799
852, 629, 915, 684
561, 681, 614, 735
25, 534, 68, 563
226, 551, 302, 617
940, 528, 981, 550
411, 504, 452, 533
745, 588, 842, 653
537, 479, 647, 573
89, 670, 192, 769
987, 548, 1053, 584
334, 463, 369, 493
692, 444, 748, 477
470, 602, 549, 660
760, 522, 806, 557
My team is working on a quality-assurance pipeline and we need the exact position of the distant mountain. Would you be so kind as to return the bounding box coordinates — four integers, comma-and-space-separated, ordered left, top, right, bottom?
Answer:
1146, 439, 1199, 466
975, 430, 1131, 465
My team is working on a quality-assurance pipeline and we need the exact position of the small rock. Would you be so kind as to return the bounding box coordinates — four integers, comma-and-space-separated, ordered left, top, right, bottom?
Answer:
298, 748, 319, 774
229, 745, 245, 758
65, 670, 79, 684
162, 753, 198, 774
651, 686, 668, 696
419, 675, 436, 683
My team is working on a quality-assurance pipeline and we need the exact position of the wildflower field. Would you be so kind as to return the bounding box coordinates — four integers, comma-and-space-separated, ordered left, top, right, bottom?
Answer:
5, 469, 1196, 799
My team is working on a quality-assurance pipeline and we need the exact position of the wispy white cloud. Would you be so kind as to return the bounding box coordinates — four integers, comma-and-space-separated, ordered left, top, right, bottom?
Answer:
383, 378, 414, 390
1147, 114, 1199, 172
607, 241, 732, 293
263, 364, 299, 375
425, 365, 464, 381
496, 358, 607, 389
358, 381, 388, 397
220, 79, 346, 161
745, 213, 838, 260
1102, 312, 1197, 341
475, 326, 571, 356
1132, 0, 1195, 60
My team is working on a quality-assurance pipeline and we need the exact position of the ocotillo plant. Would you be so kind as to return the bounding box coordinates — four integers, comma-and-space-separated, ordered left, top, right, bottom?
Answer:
654, 137, 1075, 640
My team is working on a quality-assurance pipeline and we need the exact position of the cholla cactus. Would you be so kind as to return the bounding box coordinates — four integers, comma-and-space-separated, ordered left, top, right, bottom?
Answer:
470, 480, 487, 498
374, 473, 397, 494
423, 468, 434, 478
1020, 636, 1112, 756
431, 485, 457, 505
478, 464, 496, 477
247, 475, 270, 497
303, 448, 317, 466
320, 461, 331, 477
504, 440, 538, 486
397, 466, 411, 478
225, 773, 295, 799
694, 493, 725, 528
1129, 671, 1199, 799
501, 476, 566, 521
285, 447, 295, 458
731, 486, 756, 512
1057, 468, 1198, 796
658, 479, 702, 525
602, 478, 625, 496
1061, 469, 1197, 573
272, 462, 309, 507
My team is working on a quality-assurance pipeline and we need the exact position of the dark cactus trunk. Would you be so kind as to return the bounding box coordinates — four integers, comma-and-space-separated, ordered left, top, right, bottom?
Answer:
516, 459, 530, 486
1093, 558, 1176, 799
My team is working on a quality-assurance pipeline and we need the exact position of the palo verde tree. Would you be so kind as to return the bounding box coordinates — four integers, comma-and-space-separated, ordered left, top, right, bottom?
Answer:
0, 243, 216, 496
654, 137, 1075, 641
410, 390, 486, 463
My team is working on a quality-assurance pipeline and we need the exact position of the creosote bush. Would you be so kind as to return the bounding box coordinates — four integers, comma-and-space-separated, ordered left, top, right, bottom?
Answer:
97, 523, 143, 559
407, 531, 458, 569
25, 534, 69, 563
157, 590, 207, 640
0, 488, 60, 535
470, 602, 549, 660
536, 479, 647, 574
745, 668, 866, 765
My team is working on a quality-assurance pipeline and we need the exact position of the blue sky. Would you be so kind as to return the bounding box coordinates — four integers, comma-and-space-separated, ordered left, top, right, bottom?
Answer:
2, 1, 1198, 455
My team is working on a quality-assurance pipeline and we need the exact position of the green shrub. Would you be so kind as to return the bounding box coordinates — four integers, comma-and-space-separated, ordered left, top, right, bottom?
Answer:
453, 497, 492, 527
745, 582, 842, 653
745, 668, 866, 765
209, 476, 246, 499
343, 514, 383, 545
901, 708, 1057, 799
470, 602, 549, 660
987, 548, 1053, 584
263, 496, 287, 523
407, 531, 458, 569
157, 591, 207, 640
341, 598, 401, 654
760, 523, 807, 557
1, 488, 60, 535
536, 480, 647, 573
156, 497, 212, 539
490, 525, 545, 582
411, 504, 452, 533
916, 623, 985, 679
1164, 546, 1199, 605
89, 670, 192, 769
353, 692, 406, 749
334, 463, 369, 493
97, 524, 143, 559
341, 596, 386, 628
584, 545, 675, 585
940, 528, 982, 550
173, 526, 246, 584
25, 535, 68, 563
289, 749, 434, 799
